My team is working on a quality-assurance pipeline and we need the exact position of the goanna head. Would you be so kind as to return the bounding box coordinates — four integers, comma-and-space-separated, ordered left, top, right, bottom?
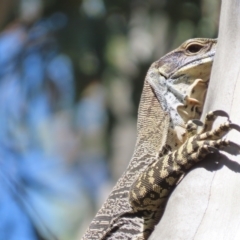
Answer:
147, 38, 217, 144
158, 38, 217, 80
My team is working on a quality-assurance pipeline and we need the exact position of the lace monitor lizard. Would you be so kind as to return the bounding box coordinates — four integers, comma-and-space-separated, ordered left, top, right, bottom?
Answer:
82, 38, 240, 239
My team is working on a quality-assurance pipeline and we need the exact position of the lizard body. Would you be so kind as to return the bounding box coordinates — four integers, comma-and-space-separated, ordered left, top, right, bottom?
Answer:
82, 38, 238, 239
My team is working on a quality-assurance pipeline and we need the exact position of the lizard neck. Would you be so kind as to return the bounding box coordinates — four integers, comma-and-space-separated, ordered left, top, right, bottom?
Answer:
134, 64, 188, 158
135, 67, 170, 156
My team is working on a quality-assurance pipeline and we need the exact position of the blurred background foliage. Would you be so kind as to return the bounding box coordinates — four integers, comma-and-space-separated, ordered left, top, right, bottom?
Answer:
0, 0, 220, 239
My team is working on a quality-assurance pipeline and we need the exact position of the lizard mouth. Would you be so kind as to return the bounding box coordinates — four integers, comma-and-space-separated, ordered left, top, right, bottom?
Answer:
160, 53, 215, 79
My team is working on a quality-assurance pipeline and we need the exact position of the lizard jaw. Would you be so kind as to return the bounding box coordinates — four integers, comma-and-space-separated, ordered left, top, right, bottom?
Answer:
148, 71, 208, 145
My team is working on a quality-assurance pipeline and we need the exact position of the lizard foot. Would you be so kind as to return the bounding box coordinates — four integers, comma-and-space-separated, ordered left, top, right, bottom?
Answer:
180, 115, 240, 166
129, 111, 240, 213
185, 110, 229, 138
199, 110, 229, 133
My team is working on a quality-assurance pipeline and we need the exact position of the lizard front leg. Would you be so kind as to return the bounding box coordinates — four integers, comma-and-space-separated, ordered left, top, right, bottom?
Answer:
129, 110, 240, 227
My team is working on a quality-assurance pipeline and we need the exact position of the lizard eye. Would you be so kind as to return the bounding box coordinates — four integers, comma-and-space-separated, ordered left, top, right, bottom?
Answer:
186, 44, 204, 54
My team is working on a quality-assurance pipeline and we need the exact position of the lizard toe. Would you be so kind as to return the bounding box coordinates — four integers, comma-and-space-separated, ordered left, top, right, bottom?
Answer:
199, 110, 230, 133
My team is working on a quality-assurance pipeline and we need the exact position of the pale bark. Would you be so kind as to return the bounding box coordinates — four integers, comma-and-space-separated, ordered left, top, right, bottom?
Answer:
150, 0, 240, 239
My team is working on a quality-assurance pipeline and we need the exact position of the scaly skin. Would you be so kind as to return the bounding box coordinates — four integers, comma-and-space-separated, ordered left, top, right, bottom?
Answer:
129, 110, 240, 238
81, 38, 230, 240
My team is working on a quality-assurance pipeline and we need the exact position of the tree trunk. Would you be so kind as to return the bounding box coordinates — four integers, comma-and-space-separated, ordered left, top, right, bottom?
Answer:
150, 1, 240, 239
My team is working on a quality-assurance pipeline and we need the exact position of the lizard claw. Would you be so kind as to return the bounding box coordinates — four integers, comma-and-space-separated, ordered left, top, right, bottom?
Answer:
228, 140, 240, 149
192, 119, 203, 126
206, 146, 218, 153
229, 123, 240, 132
211, 110, 229, 119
